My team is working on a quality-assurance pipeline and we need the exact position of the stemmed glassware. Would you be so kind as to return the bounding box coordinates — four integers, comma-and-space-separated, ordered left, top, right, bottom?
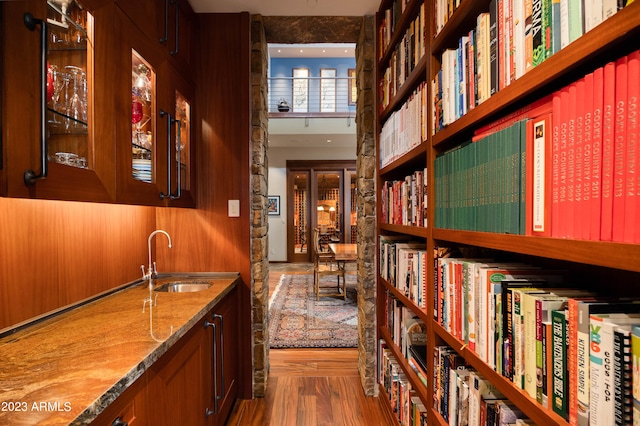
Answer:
64, 65, 87, 131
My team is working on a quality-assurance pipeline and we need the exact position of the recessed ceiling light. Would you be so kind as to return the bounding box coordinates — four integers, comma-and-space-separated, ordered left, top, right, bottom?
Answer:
326, 139, 332, 143
299, 49, 304, 53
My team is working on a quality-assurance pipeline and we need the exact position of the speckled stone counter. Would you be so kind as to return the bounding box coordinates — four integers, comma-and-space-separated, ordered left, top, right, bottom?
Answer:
0, 273, 239, 425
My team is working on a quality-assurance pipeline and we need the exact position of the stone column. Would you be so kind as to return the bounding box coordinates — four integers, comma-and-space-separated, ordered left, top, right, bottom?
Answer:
250, 14, 270, 398
356, 15, 378, 397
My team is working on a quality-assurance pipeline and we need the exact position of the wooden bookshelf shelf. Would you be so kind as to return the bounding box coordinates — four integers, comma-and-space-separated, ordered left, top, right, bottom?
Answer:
376, 0, 640, 425
432, 229, 640, 274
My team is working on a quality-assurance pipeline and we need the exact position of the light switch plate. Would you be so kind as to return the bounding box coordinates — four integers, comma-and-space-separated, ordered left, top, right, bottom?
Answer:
228, 200, 240, 217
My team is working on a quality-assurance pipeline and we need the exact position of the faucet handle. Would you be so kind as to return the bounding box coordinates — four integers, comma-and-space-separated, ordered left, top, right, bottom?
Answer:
153, 261, 158, 275
140, 264, 147, 279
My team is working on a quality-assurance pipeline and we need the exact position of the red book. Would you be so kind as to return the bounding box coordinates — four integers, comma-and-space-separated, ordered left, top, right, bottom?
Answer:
590, 67, 604, 242
526, 113, 553, 236
612, 56, 628, 242
565, 82, 577, 240
574, 78, 586, 240
600, 60, 616, 241
581, 72, 594, 241
625, 50, 639, 243
554, 87, 570, 238
551, 91, 562, 237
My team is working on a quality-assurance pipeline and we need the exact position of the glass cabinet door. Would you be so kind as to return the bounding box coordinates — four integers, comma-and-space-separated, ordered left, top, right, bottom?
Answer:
131, 51, 155, 185
46, 0, 89, 169
2, 0, 117, 201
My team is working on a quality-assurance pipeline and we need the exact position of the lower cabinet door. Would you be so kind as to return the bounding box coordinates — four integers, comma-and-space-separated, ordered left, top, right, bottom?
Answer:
205, 288, 238, 425
147, 322, 208, 425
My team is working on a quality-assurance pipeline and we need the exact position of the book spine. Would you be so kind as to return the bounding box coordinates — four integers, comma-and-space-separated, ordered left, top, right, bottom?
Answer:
581, 72, 594, 241
552, 309, 569, 419
612, 56, 628, 242
631, 327, 640, 424
532, 0, 544, 67
588, 316, 608, 425
625, 50, 639, 243
524, 0, 534, 72
613, 328, 633, 425
600, 60, 616, 240
591, 66, 604, 241
489, 0, 499, 96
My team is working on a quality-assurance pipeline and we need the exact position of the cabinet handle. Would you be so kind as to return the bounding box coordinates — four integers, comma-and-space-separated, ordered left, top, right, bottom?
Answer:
159, 110, 180, 200
213, 313, 225, 403
204, 317, 218, 417
160, 0, 169, 44
169, 0, 180, 56
23, 13, 49, 186
111, 417, 128, 426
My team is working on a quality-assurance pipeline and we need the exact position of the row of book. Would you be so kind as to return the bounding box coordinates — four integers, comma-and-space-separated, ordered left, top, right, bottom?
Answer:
385, 292, 427, 359
547, 50, 639, 243
431, 0, 635, 135
433, 0, 464, 36
434, 346, 534, 425
434, 119, 527, 234
379, 339, 428, 426
378, 0, 413, 59
379, 81, 428, 168
379, 236, 427, 308
381, 167, 428, 227
379, 2, 427, 114
433, 254, 640, 425
433, 47, 640, 242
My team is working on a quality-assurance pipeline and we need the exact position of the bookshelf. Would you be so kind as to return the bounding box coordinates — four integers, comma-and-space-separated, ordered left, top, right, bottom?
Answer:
375, 0, 640, 425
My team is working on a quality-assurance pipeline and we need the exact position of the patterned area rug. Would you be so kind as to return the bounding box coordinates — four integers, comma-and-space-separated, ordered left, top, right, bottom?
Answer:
269, 273, 358, 348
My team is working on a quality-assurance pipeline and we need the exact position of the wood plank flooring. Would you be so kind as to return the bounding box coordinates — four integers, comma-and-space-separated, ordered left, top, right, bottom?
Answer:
225, 264, 396, 426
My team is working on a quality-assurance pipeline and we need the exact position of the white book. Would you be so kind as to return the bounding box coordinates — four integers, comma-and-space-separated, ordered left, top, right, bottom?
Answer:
589, 314, 640, 426
603, 0, 618, 19
513, 0, 525, 79
559, 0, 570, 48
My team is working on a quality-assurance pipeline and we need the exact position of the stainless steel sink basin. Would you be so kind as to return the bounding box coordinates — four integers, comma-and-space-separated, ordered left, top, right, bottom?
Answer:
153, 280, 212, 293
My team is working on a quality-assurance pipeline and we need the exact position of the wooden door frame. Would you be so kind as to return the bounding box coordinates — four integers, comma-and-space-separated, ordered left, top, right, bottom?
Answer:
286, 160, 355, 262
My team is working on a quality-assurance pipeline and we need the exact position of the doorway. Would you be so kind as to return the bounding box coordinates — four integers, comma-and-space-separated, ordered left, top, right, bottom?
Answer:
287, 160, 356, 263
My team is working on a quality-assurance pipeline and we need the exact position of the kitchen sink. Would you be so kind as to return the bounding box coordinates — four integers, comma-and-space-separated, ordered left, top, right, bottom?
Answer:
153, 280, 212, 293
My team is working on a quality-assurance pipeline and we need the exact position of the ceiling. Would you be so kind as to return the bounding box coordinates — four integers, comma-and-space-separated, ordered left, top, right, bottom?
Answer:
187, 0, 379, 16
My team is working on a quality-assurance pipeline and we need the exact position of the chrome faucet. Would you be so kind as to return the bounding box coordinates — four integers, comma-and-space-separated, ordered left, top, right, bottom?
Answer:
142, 230, 173, 280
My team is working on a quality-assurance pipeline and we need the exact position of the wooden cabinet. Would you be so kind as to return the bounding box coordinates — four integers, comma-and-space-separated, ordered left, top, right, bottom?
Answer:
114, 0, 195, 79
93, 377, 148, 426
1, 0, 117, 202
93, 287, 238, 426
112, 7, 196, 207
204, 286, 239, 425
146, 287, 238, 426
0, 0, 196, 207
375, 0, 640, 425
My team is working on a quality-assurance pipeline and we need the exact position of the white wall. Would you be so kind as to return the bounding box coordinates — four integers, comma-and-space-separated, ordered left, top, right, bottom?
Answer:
268, 146, 356, 262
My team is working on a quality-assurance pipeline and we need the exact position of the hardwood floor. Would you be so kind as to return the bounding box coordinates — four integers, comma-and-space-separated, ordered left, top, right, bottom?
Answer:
225, 263, 396, 426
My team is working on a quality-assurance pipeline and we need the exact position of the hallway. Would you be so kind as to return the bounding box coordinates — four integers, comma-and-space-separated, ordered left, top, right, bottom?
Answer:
225, 264, 395, 425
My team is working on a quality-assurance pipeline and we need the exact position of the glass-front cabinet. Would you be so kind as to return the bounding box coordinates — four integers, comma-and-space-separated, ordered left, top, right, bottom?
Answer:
114, 7, 195, 206
1, 0, 116, 202
1, 0, 196, 206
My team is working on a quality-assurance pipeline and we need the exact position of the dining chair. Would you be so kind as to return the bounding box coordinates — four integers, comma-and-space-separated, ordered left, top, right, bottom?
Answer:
312, 227, 346, 300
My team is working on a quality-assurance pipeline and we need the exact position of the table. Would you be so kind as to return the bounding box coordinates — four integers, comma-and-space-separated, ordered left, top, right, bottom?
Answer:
329, 243, 357, 274
328, 243, 357, 262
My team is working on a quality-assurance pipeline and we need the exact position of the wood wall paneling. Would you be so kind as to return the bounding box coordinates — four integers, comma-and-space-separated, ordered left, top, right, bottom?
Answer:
156, 12, 252, 400
0, 197, 155, 329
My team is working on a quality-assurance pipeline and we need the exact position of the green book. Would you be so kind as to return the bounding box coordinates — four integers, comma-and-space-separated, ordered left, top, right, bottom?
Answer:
551, 309, 568, 419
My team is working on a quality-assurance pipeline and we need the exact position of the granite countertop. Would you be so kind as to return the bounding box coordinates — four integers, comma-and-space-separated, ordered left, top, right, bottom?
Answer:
0, 273, 239, 425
